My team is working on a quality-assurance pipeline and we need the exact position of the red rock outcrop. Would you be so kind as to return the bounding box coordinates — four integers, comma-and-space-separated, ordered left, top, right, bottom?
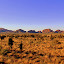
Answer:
42, 29, 54, 33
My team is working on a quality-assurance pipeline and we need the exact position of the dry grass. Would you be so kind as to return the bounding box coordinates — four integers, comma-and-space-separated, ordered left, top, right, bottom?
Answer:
0, 33, 64, 64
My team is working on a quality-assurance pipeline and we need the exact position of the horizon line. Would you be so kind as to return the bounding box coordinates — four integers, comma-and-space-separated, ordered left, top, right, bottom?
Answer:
0, 27, 64, 32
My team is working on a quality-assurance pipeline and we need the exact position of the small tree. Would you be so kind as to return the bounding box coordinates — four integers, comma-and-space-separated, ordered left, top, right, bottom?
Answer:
20, 41, 23, 52
8, 38, 14, 49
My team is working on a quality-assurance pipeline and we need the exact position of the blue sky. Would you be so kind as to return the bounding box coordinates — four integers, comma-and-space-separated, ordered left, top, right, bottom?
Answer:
0, 0, 64, 31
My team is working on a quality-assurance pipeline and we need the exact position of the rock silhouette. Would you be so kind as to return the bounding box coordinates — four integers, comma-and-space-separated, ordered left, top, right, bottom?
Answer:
54, 30, 63, 33
37, 31, 42, 33
15, 29, 26, 33
0, 28, 64, 33
0, 28, 13, 33
28, 30, 37, 33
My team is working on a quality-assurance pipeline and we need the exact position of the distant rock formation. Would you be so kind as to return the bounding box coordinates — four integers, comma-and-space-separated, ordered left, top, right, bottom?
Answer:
28, 30, 37, 33
37, 31, 42, 33
42, 29, 54, 33
54, 30, 63, 33
0, 28, 64, 33
0, 28, 13, 33
61, 31, 64, 33
15, 29, 26, 33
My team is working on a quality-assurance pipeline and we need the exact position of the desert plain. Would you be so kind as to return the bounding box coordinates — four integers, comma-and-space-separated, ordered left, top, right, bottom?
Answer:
0, 33, 64, 64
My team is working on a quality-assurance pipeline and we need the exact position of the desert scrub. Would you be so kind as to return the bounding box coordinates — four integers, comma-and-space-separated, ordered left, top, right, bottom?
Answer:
8, 38, 14, 49
0, 35, 6, 40
31, 34, 35, 37
0, 45, 2, 51
50, 34, 54, 40
0, 62, 6, 64
0, 46, 2, 55
58, 34, 63, 38
1, 49, 11, 56
43, 34, 47, 37
15, 36, 19, 38
30, 41, 33, 43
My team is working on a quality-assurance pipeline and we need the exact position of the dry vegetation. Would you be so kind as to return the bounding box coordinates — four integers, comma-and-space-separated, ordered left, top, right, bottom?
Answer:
0, 33, 64, 64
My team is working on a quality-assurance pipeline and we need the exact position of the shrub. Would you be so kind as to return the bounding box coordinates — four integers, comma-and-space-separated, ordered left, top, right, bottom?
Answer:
0, 62, 5, 64
50, 34, 54, 40
43, 35, 47, 37
31, 35, 35, 37
15, 35, 20, 38
0, 45, 2, 51
19, 41, 23, 52
1, 49, 11, 56
0, 36, 6, 40
8, 38, 14, 49
58, 34, 63, 38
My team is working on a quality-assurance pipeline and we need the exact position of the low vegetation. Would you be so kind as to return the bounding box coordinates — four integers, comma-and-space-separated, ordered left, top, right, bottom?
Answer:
0, 33, 64, 64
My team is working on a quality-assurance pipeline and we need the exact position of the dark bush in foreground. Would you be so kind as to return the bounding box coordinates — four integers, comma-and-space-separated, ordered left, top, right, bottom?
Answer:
31, 35, 35, 37
0, 62, 5, 64
8, 38, 14, 48
20, 41, 23, 52
0, 36, 6, 40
